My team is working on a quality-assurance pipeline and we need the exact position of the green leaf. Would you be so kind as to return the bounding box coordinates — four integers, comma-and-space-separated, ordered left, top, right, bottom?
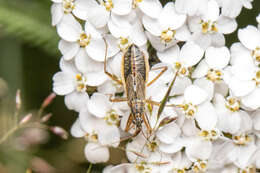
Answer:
0, 3, 59, 57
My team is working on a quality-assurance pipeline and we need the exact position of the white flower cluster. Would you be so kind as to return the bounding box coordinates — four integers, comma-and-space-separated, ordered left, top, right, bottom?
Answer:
50, 0, 260, 172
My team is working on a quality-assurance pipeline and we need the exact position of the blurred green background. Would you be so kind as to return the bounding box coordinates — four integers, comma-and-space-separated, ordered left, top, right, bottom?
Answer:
0, 0, 259, 172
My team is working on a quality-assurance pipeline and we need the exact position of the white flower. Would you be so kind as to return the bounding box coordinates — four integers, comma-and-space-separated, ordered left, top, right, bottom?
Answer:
51, 0, 89, 26
83, 0, 132, 28
57, 14, 117, 61
188, 0, 237, 49
175, 0, 208, 16
216, 0, 254, 18
142, 2, 189, 51
70, 118, 110, 163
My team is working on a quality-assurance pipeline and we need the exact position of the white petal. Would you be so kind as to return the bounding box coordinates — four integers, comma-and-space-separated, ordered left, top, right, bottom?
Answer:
184, 85, 208, 105
205, 46, 230, 69
191, 32, 212, 50
57, 14, 82, 42
172, 77, 192, 95
86, 71, 108, 86
70, 118, 85, 137
252, 110, 260, 130
52, 72, 75, 95
75, 49, 103, 73
159, 141, 183, 154
182, 119, 199, 136
220, 0, 242, 18
217, 110, 241, 134
159, 2, 187, 30
138, 0, 162, 19
194, 78, 214, 101
85, 0, 110, 28
79, 108, 99, 132
86, 38, 106, 62
241, 88, 260, 110
130, 20, 147, 46
238, 25, 260, 50
202, 0, 219, 22
142, 15, 161, 36
180, 42, 204, 66
84, 143, 109, 163
65, 92, 89, 112
73, 0, 89, 20
230, 62, 256, 80
85, 22, 102, 39
228, 77, 255, 97
175, 24, 191, 41
97, 125, 120, 147
175, 0, 208, 16
210, 32, 225, 47
195, 102, 217, 130
230, 42, 253, 65
112, 0, 132, 15
58, 40, 79, 60
105, 34, 120, 57
97, 81, 117, 94
238, 110, 252, 132
192, 60, 209, 78
157, 45, 180, 64
186, 137, 212, 161
107, 19, 131, 38
157, 123, 181, 144
87, 93, 112, 118
59, 58, 78, 73
110, 13, 131, 28
51, 3, 63, 26
217, 16, 237, 34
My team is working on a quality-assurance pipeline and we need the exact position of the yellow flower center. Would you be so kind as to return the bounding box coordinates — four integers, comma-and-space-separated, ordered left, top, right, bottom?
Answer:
75, 74, 87, 92
180, 103, 197, 119
206, 69, 222, 82
135, 162, 151, 173
192, 160, 208, 172
225, 96, 240, 112
85, 132, 98, 142
174, 62, 190, 77
146, 141, 158, 152
233, 134, 251, 146
78, 33, 91, 47
118, 37, 131, 51
200, 20, 218, 34
238, 166, 256, 173
62, 0, 75, 14
104, 109, 120, 126
161, 29, 176, 43
252, 47, 260, 64
102, 0, 114, 11
252, 70, 260, 86
133, 0, 143, 8
199, 129, 219, 141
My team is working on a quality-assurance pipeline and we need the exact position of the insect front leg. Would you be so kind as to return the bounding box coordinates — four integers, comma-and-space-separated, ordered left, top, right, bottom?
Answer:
103, 37, 123, 85
147, 66, 168, 87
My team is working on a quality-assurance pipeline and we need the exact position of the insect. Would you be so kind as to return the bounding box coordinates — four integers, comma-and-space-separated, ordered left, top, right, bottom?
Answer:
103, 39, 178, 137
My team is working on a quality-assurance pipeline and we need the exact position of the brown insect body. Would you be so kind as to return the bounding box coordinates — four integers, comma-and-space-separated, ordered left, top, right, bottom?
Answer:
121, 45, 150, 132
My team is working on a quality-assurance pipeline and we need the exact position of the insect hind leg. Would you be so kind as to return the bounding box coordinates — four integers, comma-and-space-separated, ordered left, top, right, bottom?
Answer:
103, 37, 123, 85
147, 66, 168, 87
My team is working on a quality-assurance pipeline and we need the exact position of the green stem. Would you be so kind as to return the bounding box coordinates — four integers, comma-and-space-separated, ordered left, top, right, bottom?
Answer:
86, 163, 92, 173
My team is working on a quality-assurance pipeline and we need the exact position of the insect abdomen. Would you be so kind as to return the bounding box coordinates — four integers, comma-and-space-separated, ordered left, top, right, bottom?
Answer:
123, 45, 147, 82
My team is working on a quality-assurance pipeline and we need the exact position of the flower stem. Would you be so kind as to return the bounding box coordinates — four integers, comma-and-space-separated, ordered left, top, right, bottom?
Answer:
86, 163, 92, 173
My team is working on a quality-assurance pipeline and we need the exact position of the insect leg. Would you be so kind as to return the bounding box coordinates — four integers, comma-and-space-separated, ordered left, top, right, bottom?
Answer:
108, 94, 128, 102
145, 99, 179, 107
142, 113, 152, 134
103, 37, 123, 85
147, 66, 168, 87
125, 113, 134, 133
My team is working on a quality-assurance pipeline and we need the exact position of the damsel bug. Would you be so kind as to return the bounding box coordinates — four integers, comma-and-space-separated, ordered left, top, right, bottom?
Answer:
104, 39, 178, 137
